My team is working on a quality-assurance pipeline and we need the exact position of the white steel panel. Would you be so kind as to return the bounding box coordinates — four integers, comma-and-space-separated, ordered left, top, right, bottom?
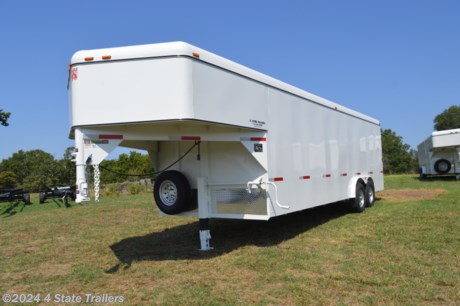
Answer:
266, 87, 383, 216
192, 61, 268, 129
70, 57, 193, 126
71, 42, 379, 125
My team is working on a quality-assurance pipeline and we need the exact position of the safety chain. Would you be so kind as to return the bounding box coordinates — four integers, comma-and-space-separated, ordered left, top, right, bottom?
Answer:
93, 164, 101, 203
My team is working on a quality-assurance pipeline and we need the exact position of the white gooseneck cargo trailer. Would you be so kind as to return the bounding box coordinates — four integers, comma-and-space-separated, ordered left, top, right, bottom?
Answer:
418, 128, 460, 179
69, 42, 384, 250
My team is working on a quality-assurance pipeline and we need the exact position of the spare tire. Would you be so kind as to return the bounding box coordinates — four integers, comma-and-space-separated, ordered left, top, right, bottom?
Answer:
154, 170, 191, 215
434, 159, 451, 174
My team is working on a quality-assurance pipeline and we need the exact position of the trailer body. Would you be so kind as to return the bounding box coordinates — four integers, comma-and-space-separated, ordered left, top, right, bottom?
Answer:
418, 128, 460, 177
69, 42, 384, 249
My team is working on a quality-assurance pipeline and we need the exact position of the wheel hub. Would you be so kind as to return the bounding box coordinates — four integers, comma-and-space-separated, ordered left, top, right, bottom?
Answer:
159, 180, 177, 206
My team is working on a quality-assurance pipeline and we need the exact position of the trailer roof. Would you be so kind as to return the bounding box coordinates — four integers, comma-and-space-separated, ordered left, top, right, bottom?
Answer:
71, 42, 380, 125
432, 128, 460, 137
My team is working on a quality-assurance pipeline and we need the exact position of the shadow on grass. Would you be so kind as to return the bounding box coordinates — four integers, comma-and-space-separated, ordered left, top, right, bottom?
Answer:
107, 201, 353, 273
46, 198, 72, 208
416, 175, 459, 182
0, 201, 32, 217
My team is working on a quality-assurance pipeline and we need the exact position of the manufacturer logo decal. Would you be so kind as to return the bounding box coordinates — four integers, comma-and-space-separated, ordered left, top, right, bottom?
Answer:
249, 119, 266, 128
254, 143, 263, 152
72, 67, 78, 81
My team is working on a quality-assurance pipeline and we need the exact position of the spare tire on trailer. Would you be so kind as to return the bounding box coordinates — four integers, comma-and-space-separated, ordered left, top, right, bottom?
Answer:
434, 159, 451, 174
154, 170, 192, 215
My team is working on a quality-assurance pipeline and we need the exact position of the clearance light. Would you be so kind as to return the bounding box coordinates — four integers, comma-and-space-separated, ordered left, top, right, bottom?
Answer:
192, 52, 200, 58
102, 55, 112, 60
84, 57, 94, 61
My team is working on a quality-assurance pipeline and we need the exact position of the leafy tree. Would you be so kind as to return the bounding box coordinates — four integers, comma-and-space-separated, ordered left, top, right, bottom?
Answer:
381, 129, 417, 174
0, 149, 59, 192
55, 147, 77, 185
434, 105, 460, 131
100, 151, 153, 183
0, 148, 153, 190
0, 109, 11, 126
0, 171, 19, 189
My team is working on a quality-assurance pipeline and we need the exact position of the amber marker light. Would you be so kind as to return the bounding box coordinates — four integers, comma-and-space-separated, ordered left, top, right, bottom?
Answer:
192, 52, 200, 58
102, 55, 112, 60
84, 57, 94, 61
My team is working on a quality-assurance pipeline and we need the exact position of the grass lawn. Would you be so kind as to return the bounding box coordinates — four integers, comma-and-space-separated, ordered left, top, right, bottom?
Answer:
0, 175, 458, 305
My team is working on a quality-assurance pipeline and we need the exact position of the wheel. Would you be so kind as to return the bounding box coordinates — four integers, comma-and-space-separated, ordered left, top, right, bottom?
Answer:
69, 191, 76, 201
434, 159, 451, 174
350, 182, 366, 213
154, 170, 191, 215
23, 193, 31, 204
419, 168, 427, 180
39, 192, 46, 204
364, 181, 375, 207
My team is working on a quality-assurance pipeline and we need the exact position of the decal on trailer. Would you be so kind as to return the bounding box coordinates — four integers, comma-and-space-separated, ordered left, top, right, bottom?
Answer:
249, 119, 266, 128
71, 67, 78, 81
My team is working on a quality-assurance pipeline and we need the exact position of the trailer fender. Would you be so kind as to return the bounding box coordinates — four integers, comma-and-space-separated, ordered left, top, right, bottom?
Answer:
347, 176, 367, 199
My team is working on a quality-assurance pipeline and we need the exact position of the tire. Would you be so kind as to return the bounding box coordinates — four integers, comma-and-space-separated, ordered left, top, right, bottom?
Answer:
350, 182, 366, 213
23, 193, 31, 204
364, 181, 375, 207
39, 192, 46, 204
154, 170, 191, 215
434, 159, 451, 174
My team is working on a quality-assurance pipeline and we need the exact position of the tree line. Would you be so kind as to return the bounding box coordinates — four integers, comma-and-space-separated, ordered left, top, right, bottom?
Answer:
0, 149, 152, 192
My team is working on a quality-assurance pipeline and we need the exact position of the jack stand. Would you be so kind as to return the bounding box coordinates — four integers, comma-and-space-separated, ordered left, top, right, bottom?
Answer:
199, 218, 213, 251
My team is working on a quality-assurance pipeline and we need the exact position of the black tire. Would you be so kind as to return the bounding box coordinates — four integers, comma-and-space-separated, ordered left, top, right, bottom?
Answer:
350, 182, 366, 213
39, 192, 46, 204
434, 159, 451, 174
154, 170, 191, 215
23, 193, 31, 204
365, 181, 375, 207
419, 168, 427, 180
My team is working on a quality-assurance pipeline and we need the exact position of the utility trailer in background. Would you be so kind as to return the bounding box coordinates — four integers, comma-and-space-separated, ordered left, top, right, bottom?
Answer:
68, 42, 384, 250
418, 128, 460, 179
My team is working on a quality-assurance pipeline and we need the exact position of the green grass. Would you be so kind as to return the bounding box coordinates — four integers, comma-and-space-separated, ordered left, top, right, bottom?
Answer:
0, 175, 459, 305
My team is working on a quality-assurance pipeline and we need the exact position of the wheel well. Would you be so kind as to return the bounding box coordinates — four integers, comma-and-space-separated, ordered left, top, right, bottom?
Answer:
347, 177, 371, 198
366, 177, 374, 186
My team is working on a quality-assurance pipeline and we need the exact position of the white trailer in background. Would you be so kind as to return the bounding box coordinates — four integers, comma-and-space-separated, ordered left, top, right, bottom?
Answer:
68, 42, 384, 250
418, 128, 460, 179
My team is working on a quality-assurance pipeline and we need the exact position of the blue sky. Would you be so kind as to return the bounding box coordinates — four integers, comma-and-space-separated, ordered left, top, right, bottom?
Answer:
1, 0, 459, 160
